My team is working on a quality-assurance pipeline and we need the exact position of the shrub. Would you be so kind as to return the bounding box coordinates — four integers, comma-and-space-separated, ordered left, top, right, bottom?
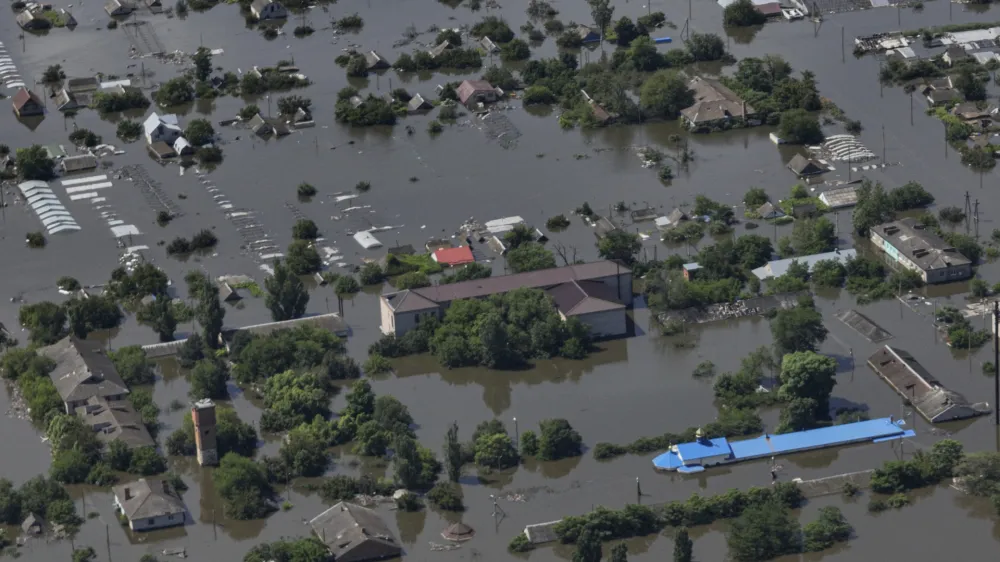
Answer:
297, 182, 317, 197
427, 482, 465, 511
546, 214, 571, 230
26, 232, 46, 248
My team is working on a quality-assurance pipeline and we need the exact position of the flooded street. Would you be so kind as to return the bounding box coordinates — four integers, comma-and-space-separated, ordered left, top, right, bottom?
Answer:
4, 0, 1000, 560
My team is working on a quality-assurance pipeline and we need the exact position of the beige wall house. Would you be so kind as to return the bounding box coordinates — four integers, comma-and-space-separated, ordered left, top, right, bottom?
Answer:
380, 261, 632, 338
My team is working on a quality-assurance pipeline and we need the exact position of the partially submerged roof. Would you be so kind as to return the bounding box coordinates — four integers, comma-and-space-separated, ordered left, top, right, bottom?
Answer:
757, 201, 785, 218
113, 479, 185, 521
62, 154, 98, 172
75, 396, 155, 448
787, 154, 829, 176
39, 336, 129, 404
381, 289, 440, 313
432, 245, 475, 266
676, 436, 731, 462
868, 346, 988, 422
456, 80, 496, 104
752, 249, 856, 280
310, 502, 401, 562
818, 185, 860, 209
220, 312, 349, 342
873, 218, 973, 271
383, 261, 629, 306
545, 280, 625, 316
681, 77, 754, 124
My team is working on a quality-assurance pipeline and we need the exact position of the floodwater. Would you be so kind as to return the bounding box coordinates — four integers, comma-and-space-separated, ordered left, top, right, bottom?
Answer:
4, 0, 1000, 560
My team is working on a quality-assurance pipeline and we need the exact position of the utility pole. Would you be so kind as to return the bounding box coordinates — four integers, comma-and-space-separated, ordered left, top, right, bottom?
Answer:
974, 199, 980, 239
881, 125, 886, 163
994, 300, 999, 426
841, 27, 845, 63
909, 91, 913, 125
964, 191, 972, 234
106, 524, 112, 562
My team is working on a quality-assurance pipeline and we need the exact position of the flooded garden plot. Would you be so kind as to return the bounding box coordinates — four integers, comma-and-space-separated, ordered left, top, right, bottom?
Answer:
3, 0, 1000, 561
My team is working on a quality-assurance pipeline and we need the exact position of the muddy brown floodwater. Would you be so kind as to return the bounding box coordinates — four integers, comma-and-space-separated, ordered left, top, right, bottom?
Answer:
4, 0, 1000, 560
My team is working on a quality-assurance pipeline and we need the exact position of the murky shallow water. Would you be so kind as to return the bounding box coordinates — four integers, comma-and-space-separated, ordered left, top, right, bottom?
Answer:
4, 0, 1000, 559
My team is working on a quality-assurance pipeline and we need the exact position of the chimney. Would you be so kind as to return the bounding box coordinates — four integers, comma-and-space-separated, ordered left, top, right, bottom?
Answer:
124, 487, 132, 500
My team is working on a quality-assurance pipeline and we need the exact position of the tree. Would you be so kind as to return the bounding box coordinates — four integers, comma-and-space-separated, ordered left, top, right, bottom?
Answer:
43, 64, 65, 83
110, 346, 155, 386
213, 453, 274, 519
598, 230, 641, 265
286, 240, 322, 275
129, 446, 167, 475
779, 351, 837, 417
394, 271, 431, 290
744, 187, 769, 208
277, 95, 312, 117
852, 179, 893, 236
777, 396, 820, 433
500, 38, 531, 61
15, 145, 55, 181
778, 109, 824, 144
538, 418, 583, 460
507, 242, 556, 273
573, 527, 603, 562
278, 424, 329, 477
609, 542, 628, 562
260, 370, 331, 431
393, 435, 425, 488
790, 217, 836, 255
335, 275, 361, 296
474, 433, 519, 469
239, 105, 260, 120
292, 219, 319, 240
198, 288, 225, 348
189, 358, 229, 400
733, 235, 774, 269
65, 296, 122, 338
185, 118, 215, 145
802, 506, 852, 551
444, 422, 463, 482
193, 47, 212, 82
613, 17, 639, 46
770, 304, 827, 355
810, 259, 846, 287
954, 67, 986, 101
177, 333, 206, 369
50, 449, 92, 483
344, 379, 376, 419
954, 451, 1000, 497
137, 296, 177, 341
673, 528, 693, 562
243, 538, 330, 562
520, 430, 539, 456
724, 0, 766, 26
153, 77, 195, 107
726, 499, 801, 562
265, 259, 309, 321
686, 32, 726, 61
589, 0, 614, 38
19, 301, 66, 345
640, 70, 694, 119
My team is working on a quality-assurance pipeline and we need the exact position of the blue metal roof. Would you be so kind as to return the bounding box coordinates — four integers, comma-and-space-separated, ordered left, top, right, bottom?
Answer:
652, 450, 682, 470
728, 417, 906, 460
675, 437, 731, 461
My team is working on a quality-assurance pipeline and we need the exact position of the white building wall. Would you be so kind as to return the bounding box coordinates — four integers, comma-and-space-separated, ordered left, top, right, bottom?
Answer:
574, 309, 627, 338
129, 512, 183, 531
681, 452, 730, 466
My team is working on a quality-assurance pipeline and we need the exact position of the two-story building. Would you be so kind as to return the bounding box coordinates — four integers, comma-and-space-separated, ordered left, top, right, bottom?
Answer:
869, 218, 973, 283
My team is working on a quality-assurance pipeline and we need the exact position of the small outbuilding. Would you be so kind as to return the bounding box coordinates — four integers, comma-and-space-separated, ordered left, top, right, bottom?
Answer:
148, 141, 177, 159
12, 88, 45, 118
756, 202, 785, 219
787, 154, 829, 177
21, 513, 45, 535
442, 522, 476, 542
364, 50, 391, 71
54, 89, 81, 112
407, 93, 433, 113
105, 0, 135, 16
250, 0, 287, 19
61, 154, 99, 173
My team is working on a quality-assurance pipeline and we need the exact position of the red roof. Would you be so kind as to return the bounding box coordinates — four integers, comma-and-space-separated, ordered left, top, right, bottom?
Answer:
432, 246, 475, 266
754, 2, 783, 15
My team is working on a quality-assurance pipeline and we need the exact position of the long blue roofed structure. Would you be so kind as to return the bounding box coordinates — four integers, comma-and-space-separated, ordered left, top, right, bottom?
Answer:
653, 417, 914, 473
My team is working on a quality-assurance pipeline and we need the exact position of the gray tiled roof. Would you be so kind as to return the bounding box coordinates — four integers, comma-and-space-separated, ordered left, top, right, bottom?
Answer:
40, 336, 129, 404
113, 479, 185, 521
75, 397, 155, 448
310, 502, 401, 562
874, 218, 972, 271
545, 280, 624, 316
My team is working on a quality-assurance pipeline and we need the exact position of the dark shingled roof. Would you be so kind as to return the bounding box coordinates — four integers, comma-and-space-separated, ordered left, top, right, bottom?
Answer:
545, 280, 625, 316
310, 502, 401, 562
113, 479, 186, 521
383, 261, 628, 309
40, 336, 129, 404
220, 312, 349, 344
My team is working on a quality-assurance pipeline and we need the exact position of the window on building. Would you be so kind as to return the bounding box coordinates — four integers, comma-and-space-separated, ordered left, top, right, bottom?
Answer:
148, 518, 155, 525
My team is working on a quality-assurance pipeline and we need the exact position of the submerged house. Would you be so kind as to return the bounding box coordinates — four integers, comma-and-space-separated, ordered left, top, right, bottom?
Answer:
75, 396, 156, 449
143, 112, 182, 145
310, 502, 402, 562
12, 88, 45, 118
105, 0, 134, 16
680, 77, 755, 130
380, 261, 632, 338
787, 154, 829, 178
113, 479, 186, 532
39, 336, 129, 413
250, 0, 287, 19
868, 346, 989, 423
456, 80, 499, 108
870, 218, 973, 283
